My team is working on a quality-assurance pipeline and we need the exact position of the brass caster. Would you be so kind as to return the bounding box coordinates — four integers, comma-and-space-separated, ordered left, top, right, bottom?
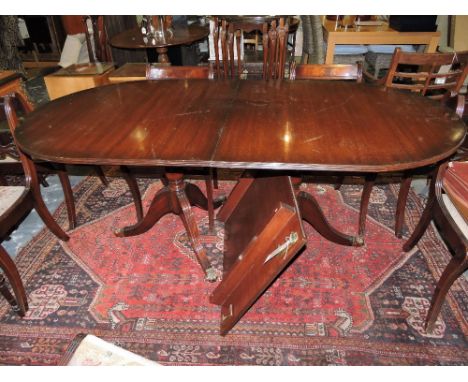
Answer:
205, 267, 218, 282
353, 236, 365, 246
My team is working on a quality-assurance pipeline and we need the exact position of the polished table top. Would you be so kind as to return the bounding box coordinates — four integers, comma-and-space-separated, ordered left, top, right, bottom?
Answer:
13, 79, 466, 331
15, 80, 466, 173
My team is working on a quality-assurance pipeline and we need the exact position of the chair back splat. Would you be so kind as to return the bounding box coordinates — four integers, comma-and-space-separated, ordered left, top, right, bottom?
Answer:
212, 16, 289, 79
384, 48, 468, 101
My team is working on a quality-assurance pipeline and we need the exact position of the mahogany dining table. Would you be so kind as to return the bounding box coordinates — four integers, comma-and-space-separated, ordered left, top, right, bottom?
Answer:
14, 79, 466, 283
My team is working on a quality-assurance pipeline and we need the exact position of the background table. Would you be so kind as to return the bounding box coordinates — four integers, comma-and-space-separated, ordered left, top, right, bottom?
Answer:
110, 23, 209, 64
322, 19, 441, 64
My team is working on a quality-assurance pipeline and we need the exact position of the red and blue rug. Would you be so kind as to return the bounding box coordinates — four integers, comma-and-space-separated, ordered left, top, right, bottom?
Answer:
0, 176, 467, 365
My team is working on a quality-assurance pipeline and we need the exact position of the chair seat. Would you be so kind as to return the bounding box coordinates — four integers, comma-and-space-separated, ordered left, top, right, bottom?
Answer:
0, 155, 19, 163
442, 194, 468, 240
367, 44, 417, 54
442, 162, 468, 224
62, 334, 160, 366
0, 186, 25, 215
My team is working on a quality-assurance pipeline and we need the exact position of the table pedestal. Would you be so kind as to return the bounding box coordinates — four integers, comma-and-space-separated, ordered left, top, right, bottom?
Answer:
115, 172, 363, 284
156, 47, 170, 64
211, 175, 362, 335
296, 191, 364, 246
114, 172, 223, 281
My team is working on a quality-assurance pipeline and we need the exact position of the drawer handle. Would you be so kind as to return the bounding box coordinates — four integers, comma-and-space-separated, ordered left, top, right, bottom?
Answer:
263, 232, 298, 264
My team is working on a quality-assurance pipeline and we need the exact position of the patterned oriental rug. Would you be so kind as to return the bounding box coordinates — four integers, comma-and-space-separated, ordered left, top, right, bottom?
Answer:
0, 175, 467, 365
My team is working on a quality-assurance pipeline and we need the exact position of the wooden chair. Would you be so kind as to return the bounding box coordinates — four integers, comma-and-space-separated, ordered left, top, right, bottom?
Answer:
0, 71, 41, 187
0, 184, 32, 316
403, 160, 468, 333
384, 48, 468, 99
212, 16, 289, 80
0, 94, 79, 316
383, 48, 468, 237
289, 63, 374, 239
2, 93, 75, 241
122, 64, 221, 233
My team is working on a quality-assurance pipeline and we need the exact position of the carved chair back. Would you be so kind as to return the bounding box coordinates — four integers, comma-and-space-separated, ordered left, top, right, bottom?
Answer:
212, 16, 289, 79
83, 15, 111, 63
289, 62, 363, 82
384, 48, 468, 101
1, 93, 36, 189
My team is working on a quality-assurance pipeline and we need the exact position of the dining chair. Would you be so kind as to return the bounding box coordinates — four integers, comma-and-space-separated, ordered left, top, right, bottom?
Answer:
0, 93, 80, 317
121, 64, 221, 234
0, 71, 46, 187
289, 63, 374, 239
0, 182, 32, 317
1, 100, 68, 189
403, 160, 467, 333
212, 16, 289, 80
383, 48, 468, 238
2, 93, 75, 241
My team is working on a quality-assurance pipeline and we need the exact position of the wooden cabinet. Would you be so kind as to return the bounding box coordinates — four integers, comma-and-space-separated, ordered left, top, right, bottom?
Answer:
44, 63, 114, 100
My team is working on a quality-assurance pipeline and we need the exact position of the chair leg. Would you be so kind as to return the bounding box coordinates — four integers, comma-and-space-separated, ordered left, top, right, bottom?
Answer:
0, 245, 28, 317
57, 170, 77, 230
395, 174, 412, 238
402, 199, 435, 253
358, 174, 377, 238
93, 166, 109, 187
38, 174, 49, 187
0, 274, 18, 312
425, 249, 468, 333
30, 171, 70, 241
119, 166, 143, 222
